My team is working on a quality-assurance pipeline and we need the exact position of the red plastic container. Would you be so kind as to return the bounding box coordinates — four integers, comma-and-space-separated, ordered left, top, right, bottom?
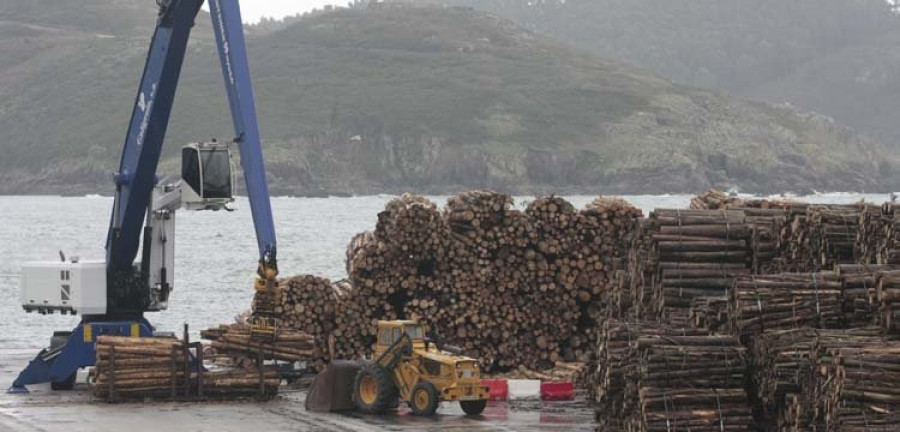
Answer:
481, 379, 509, 402
540, 381, 575, 401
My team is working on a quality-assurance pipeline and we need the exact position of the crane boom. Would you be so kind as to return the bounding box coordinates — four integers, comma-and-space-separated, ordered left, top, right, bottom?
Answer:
208, 0, 277, 266
106, 0, 277, 317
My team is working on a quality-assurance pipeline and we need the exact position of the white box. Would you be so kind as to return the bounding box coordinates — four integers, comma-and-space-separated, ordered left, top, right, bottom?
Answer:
20, 260, 107, 316
507, 379, 541, 401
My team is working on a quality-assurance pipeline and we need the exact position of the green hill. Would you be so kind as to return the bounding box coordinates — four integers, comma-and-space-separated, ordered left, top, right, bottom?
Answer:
415, 0, 900, 151
0, 3, 892, 195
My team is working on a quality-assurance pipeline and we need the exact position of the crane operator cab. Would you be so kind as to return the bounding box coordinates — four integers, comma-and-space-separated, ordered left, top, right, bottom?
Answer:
181, 140, 235, 211
19, 140, 235, 320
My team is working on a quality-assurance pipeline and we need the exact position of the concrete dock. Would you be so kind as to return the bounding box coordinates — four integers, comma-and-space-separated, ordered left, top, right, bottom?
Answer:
0, 350, 594, 432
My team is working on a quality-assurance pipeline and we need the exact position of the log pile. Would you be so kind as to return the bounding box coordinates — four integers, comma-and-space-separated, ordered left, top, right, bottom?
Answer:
91, 336, 280, 400
337, 192, 641, 371
730, 272, 843, 338
626, 333, 752, 432
809, 205, 861, 268
878, 204, 900, 265
590, 322, 708, 431
746, 328, 884, 430
647, 209, 751, 325
857, 204, 892, 265
814, 338, 900, 431
266, 275, 338, 364
836, 264, 900, 327
201, 324, 317, 363
778, 205, 861, 272
690, 296, 729, 334
690, 189, 745, 210
877, 270, 900, 335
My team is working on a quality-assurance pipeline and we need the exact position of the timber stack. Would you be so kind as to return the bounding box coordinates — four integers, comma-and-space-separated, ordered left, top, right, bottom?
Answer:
729, 272, 843, 339
589, 322, 708, 431
338, 192, 641, 371
689, 296, 729, 333
201, 324, 318, 363
856, 204, 891, 265
91, 336, 280, 400
836, 264, 898, 326
878, 204, 900, 264
877, 270, 900, 334
271, 275, 338, 364
625, 333, 752, 432
813, 338, 900, 431
746, 328, 884, 430
646, 209, 751, 325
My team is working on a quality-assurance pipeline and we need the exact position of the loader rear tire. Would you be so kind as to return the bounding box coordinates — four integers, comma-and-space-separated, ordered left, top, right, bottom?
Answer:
460, 399, 487, 416
352, 364, 397, 414
409, 381, 440, 416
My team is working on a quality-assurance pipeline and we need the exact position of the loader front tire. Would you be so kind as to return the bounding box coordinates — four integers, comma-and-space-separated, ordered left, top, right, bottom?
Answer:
460, 399, 487, 416
352, 364, 397, 414
409, 381, 440, 416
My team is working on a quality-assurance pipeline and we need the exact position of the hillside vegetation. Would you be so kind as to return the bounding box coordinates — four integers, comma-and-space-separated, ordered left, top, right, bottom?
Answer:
417, 0, 900, 149
0, 2, 892, 195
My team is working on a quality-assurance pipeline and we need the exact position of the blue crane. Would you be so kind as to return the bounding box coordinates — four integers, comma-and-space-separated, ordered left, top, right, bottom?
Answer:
9, 0, 279, 393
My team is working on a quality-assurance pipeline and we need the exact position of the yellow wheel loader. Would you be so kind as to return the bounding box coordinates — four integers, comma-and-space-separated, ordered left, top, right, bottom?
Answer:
351, 320, 490, 416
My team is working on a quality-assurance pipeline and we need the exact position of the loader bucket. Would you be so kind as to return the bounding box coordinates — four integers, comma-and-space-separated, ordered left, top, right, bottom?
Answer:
305, 360, 367, 412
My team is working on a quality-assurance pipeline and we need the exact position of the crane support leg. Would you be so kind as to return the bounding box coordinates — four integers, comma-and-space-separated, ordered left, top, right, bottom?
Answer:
8, 319, 153, 394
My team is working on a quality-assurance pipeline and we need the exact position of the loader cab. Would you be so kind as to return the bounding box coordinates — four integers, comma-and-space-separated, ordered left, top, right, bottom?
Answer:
374, 321, 425, 358
181, 141, 235, 211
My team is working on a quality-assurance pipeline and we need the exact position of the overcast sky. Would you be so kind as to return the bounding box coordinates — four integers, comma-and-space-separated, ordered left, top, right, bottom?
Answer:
205, 1, 342, 23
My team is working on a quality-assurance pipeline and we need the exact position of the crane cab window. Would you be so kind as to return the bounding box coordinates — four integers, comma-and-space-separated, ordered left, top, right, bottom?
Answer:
182, 145, 233, 200
391, 328, 402, 345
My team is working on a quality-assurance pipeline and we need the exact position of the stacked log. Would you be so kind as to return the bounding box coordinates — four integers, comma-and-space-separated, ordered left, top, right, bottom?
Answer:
730, 272, 843, 338
648, 209, 751, 325
814, 339, 900, 431
690, 189, 745, 210
690, 296, 729, 333
626, 334, 752, 432
91, 336, 280, 400
201, 324, 317, 363
337, 192, 640, 371
747, 328, 884, 430
808, 205, 861, 269
590, 322, 708, 431
857, 204, 891, 265
877, 270, 900, 334
878, 203, 900, 264
626, 219, 655, 322
836, 264, 900, 326
267, 275, 337, 363
743, 207, 789, 273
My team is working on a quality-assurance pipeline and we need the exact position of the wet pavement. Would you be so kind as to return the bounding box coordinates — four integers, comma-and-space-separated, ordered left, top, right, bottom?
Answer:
0, 350, 595, 432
